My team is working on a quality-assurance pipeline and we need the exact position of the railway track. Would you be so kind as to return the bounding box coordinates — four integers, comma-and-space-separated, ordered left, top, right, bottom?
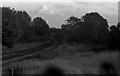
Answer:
2, 41, 54, 61
2, 41, 61, 76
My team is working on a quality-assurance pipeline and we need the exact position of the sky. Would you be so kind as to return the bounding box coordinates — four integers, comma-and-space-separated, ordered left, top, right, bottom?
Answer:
1, 0, 119, 27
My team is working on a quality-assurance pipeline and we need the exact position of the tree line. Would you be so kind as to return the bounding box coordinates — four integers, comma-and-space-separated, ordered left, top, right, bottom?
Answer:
2, 7, 120, 50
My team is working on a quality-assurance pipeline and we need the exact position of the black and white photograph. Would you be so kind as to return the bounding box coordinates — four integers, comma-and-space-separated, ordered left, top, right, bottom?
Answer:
1, 0, 120, 76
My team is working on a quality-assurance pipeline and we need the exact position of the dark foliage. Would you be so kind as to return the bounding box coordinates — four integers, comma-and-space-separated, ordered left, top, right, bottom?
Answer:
61, 12, 109, 44
81, 12, 109, 44
2, 6, 120, 50
49, 28, 64, 42
2, 7, 50, 48
99, 62, 118, 76
42, 66, 65, 76
2, 7, 20, 47
31, 17, 50, 36
108, 24, 120, 50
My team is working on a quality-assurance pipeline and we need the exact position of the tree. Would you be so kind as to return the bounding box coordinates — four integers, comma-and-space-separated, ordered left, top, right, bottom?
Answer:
117, 22, 120, 29
108, 25, 120, 49
16, 10, 34, 43
81, 12, 109, 44
2, 7, 20, 47
31, 17, 50, 41
2, 7, 36, 47
61, 16, 82, 30
61, 13, 109, 44
49, 28, 64, 42
61, 16, 83, 43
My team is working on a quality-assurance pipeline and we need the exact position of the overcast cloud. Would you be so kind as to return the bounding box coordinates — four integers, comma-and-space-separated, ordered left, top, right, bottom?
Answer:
2, 0, 119, 27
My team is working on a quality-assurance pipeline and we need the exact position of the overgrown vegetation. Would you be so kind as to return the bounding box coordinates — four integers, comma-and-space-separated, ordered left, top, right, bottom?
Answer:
2, 7, 120, 50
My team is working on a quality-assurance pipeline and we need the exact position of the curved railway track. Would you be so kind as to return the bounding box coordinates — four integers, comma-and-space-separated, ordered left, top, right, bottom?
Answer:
2, 41, 55, 62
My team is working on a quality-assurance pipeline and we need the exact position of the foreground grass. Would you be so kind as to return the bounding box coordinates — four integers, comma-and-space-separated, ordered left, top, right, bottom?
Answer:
2, 43, 120, 75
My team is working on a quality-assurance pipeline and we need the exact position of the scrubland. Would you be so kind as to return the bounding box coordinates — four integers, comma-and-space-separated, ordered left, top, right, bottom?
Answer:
2, 43, 119, 75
